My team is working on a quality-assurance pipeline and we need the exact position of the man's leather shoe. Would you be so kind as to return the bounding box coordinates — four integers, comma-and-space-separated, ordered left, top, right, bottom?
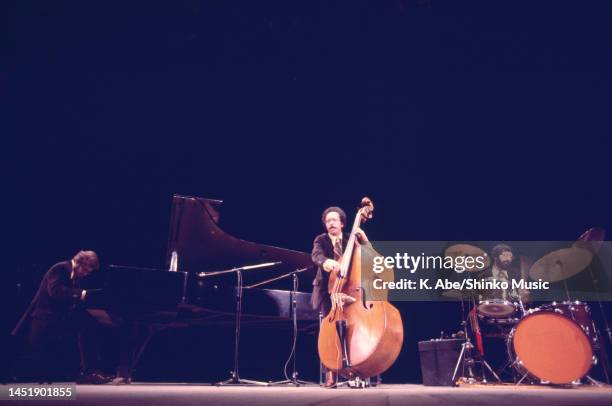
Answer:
76, 371, 113, 385
324, 371, 336, 388
110, 376, 131, 385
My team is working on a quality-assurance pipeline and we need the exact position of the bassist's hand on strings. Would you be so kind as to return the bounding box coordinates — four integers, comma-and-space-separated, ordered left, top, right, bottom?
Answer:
325, 259, 346, 278
332, 292, 356, 310
323, 259, 341, 274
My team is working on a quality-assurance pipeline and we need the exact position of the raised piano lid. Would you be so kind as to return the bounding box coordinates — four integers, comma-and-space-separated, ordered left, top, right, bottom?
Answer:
166, 195, 315, 281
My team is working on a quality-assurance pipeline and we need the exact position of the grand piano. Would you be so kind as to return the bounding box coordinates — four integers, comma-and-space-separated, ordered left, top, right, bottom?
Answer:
84, 195, 318, 381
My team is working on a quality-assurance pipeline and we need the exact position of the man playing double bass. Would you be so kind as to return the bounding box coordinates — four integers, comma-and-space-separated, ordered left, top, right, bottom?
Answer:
311, 206, 369, 388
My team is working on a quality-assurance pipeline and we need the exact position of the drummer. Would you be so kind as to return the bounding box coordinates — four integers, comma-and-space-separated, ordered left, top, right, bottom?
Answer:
482, 244, 530, 303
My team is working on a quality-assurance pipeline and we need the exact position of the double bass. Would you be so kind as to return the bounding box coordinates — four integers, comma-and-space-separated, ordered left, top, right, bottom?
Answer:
318, 197, 404, 380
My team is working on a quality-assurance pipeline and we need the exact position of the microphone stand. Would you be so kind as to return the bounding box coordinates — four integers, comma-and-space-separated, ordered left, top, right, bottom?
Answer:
249, 267, 317, 386
207, 262, 281, 386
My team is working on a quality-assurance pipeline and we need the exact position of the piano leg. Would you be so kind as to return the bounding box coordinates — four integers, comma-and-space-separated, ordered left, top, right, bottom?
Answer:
116, 323, 157, 382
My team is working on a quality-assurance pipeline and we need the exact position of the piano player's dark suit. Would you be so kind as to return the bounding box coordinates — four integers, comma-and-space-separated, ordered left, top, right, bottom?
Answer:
12, 261, 100, 375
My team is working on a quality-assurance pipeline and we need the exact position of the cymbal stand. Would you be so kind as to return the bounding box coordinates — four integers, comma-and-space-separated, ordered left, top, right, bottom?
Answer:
451, 297, 501, 384
451, 323, 478, 384
516, 290, 527, 317
586, 263, 611, 384
496, 289, 525, 382
563, 278, 572, 302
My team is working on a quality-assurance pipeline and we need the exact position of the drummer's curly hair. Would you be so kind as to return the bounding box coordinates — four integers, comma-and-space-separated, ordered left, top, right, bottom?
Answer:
321, 206, 346, 227
491, 244, 513, 260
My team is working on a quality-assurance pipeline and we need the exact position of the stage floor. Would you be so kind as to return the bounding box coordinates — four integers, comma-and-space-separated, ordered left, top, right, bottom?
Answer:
8, 382, 612, 405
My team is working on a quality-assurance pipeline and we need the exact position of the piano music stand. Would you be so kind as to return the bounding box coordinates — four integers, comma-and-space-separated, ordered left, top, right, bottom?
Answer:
262, 268, 317, 386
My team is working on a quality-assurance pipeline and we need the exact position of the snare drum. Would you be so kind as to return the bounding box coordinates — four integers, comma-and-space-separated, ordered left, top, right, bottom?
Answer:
507, 307, 593, 384
477, 299, 518, 323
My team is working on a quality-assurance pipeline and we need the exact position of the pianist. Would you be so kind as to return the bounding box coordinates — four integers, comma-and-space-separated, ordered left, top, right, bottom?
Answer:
12, 250, 112, 384
311, 206, 368, 387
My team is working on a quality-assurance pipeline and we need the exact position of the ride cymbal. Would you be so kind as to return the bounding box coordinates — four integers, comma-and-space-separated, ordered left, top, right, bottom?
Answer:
529, 246, 593, 282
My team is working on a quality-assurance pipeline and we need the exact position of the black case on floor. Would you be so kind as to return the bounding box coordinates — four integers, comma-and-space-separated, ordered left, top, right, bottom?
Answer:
418, 338, 465, 386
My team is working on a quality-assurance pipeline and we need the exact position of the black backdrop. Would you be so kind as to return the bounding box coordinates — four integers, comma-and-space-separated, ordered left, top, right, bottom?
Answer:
2, 0, 612, 383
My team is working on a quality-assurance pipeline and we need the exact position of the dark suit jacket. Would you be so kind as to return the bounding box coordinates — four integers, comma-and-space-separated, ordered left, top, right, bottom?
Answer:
12, 261, 83, 337
311, 233, 348, 313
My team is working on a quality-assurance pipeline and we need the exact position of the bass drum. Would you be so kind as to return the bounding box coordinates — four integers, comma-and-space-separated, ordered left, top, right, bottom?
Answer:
507, 309, 593, 384
540, 301, 598, 344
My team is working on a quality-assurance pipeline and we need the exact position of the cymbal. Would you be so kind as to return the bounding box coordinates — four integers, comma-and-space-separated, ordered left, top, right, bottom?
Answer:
574, 227, 606, 254
529, 246, 593, 282
444, 244, 491, 272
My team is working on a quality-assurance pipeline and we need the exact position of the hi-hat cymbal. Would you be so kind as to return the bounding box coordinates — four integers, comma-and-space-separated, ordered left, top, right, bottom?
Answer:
529, 246, 593, 282
444, 244, 491, 272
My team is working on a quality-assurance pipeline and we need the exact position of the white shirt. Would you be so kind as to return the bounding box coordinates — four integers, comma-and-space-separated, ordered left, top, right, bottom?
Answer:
328, 233, 342, 249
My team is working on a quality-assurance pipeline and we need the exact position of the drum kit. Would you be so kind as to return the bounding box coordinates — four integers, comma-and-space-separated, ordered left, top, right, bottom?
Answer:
443, 228, 611, 386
